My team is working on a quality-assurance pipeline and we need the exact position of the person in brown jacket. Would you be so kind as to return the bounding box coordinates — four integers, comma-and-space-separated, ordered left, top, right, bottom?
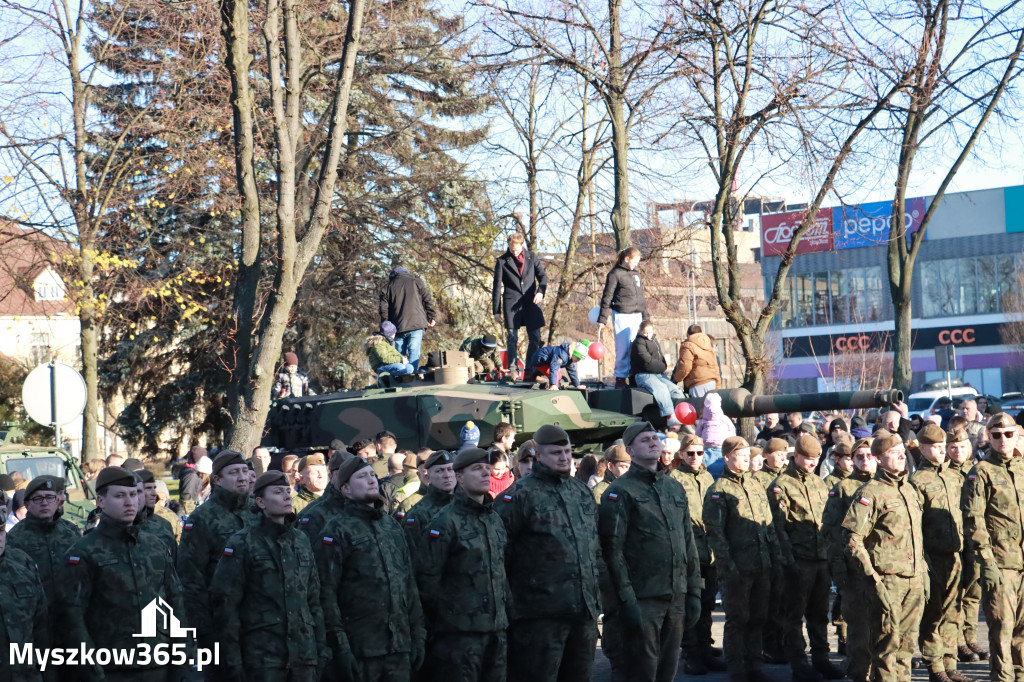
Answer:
672, 325, 722, 397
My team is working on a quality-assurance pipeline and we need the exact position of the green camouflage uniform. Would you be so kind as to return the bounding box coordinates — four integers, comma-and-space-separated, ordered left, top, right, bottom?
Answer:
670, 462, 718, 661
210, 514, 328, 681
963, 452, 1024, 682
822, 468, 874, 679
459, 335, 499, 374
910, 459, 964, 674
399, 485, 454, 553
751, 463, 786, 659
316, 497, 425, 681
59, 514, 191, 682
393, 477, 422, 511
396, 488, 425, 516
704, 466, 778, 676
291, 485, 320, 515
176, 485, 256, 649
842, 467, 925, 682
493, 460, 601, 682
153, 504, 182, 543
948, 458, 982, 651
138, 506, 178, 560
592, 470, 617, 504
599, 466, 702, 682
6, 512, 80, 634
0, 547, 49, 682
592, 469, 624, 670
296, 483, 345, 547
821, 467, 849, 640
823, 468, 849, 492
768, 462, 832, 673
415, 487, 508, 682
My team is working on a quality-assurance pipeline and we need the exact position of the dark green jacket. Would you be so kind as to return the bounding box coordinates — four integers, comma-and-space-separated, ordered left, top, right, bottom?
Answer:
316, 497, 425, 660
400, 485, 454, 552
704, 466, 778, 575
6, 513, 80, 610
768, 462, 830, 562
599, 465, 702, 604
0, 550, 49, 682
59, 515, 189, 679
297, 484, 345, 548
842, 467, 925, 579
176, 485, 256, 645
670, 462, 715, 565
910, 459, 963, 554
494, 460, 601, 621
415, 488, 508, 634
211, 515, 328, 673
137, 505, 178, 560
963, 452, 1024, 569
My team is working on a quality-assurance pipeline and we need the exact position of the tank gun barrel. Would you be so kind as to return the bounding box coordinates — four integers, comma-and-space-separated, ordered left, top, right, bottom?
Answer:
715, 388, 904, 418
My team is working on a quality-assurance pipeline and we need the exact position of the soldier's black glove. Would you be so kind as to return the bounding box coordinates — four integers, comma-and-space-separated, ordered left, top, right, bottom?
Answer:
684, 593, 702, 631
621, 599, 644, 631
411, 642, 425, 672
329, 651, 361, 682
981, 562, 1003, 596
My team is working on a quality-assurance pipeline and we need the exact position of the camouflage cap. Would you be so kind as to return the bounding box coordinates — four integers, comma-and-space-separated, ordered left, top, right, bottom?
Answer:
917, 422, 946, 445
870, 429, 902, 457
795, 434, 822, 458
679, 434, 703, 450
137, 469, 156, 484
336, 456, 371, 486
425, 450, 454, 469
298, 453, 327, 471
454, 447, 490, 472
766, 437, 790, 454
622, 421, 656, 446
25, 476, 59, 499
95, 466, 137, 493
329, 450, 354, 472
535, 424, 571, 446
602, 444, 631, 463
721, 436, 750, 458
211, 449, 247, 476
946, 428, 970, 444
253, 470, 290, 498
986, 412, 1015, 431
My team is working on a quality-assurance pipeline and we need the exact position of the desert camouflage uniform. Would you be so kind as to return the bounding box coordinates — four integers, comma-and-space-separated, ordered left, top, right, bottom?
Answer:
211, 514, 328, 681
416, 487, 508, 682
705, 466, 778, 676
910, 458, 964, 674
291, 485, 319, 515
494, 460, 601, 682
962, 452, 1024, 682
842, 467, 925, 682
948, 457, 982, 652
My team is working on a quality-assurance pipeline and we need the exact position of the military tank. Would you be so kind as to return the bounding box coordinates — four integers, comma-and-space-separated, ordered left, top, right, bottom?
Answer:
262, 350, 904, 453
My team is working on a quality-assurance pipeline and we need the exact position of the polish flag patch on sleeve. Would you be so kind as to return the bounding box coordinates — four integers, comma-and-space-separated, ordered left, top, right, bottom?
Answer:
429, 529, 441, 539
405, 517, 416, 525
298, 517, 310, 525
858, 497, 872, 506
772, 487, 782, 494
183, 522, 194, 530
608, 493, 618, 501
322, 536, 334, 545
67, 556, 81, 565
968, 474, 977, 482
503, 494, 513, 502
223, 547, 234, 557
711, 494, 720, 500
395, 511, 405, 520
828, 490, 836, 497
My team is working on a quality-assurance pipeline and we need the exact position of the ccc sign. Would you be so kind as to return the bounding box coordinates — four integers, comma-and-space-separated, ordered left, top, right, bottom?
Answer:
833, 335, 872, 352
938, 328, 975, 345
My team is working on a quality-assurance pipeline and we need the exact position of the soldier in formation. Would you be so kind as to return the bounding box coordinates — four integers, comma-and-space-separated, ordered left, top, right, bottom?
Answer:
398, 450, 456, 549
592, 443, 631, 502
755, 437, 789, 664
946, 428, 987, 662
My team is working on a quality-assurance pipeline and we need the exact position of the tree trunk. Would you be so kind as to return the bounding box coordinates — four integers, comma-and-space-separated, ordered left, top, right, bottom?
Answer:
606, 0, 630, 251
890, 286, 914, 394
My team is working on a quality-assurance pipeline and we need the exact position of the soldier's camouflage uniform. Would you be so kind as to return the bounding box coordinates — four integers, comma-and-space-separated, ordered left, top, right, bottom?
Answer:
399, 485, 454, 553
0, 544, 49, 682
211, 514, 328, 682
768, 461, 832, 673
599, 466, 702, 682
137, 506, 178, 560
704, 465, 779, 676
948, 457, 982, 653
396, 488, 425, 517
296, 484, 345, 548
291, 485, 319, 515
751, 463, 786, 661
372, 457, 391, 479
910, 458, 964, 675
316, 496, 425, 682
415, 487, 509, 682
6, 512, 80, 634
592, 470, 617, 504
821, 467, 849, 642
963, 451, 1024, 682
59, 514, 191, 682
494, 460, 601, 682
823, 468, 849, 492
153, 504, 182, 543
822, 468, 874, 679
842, 467, 925, 682
176, 485, 256, 649
670, 461, 719, 662
592, 469, 625, 670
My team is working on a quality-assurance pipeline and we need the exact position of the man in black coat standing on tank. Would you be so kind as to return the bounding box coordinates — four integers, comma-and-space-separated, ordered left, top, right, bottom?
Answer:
492, 232, 548, 377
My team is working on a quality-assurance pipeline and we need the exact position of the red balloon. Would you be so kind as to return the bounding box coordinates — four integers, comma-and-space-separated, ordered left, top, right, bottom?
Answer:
588, 341, 605, 360
674, 401, 697, 425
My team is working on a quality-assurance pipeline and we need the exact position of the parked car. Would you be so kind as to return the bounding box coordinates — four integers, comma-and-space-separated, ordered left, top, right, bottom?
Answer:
905, 387, 979, 421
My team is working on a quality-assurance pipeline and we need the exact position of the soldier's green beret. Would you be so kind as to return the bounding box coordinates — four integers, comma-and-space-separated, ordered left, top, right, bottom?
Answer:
602, 444, 630, 463
40, 474, 66, 492
795, 434, 822, 458
95, 466, 137, 493
211, 450, 247, 476
424, 450, 454, 469
122, 458, 145, 472
621, 421, 655, 447
336, 456, 371, 486
870, 429, 902, 457
329, 450, 354, 472
721, 436, 750, 458
453, 447, 489, 472
25, 476, 59, 499
534, 424, 571, 446
917, 422, 946, 445
137, 469, 156, 483
253, 471, 290, 498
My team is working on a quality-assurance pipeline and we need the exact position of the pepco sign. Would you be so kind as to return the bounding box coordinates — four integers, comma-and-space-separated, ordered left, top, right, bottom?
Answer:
832, 197, 925, 250
760, 208, 833, 257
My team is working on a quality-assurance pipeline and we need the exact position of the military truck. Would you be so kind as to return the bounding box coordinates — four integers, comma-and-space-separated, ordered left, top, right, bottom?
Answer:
0, 428, 96, 527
